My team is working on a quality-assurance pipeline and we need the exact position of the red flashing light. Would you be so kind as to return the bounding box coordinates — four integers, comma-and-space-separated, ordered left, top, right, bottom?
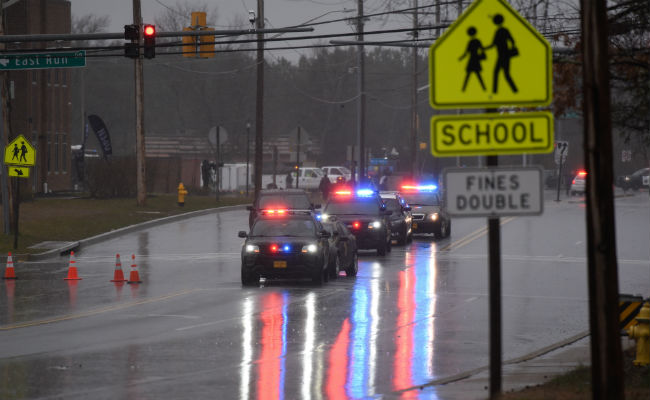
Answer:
352, 221, 361, 229
335, 190, 352, 196
144, 25, 155, 36
270, 244, 278, 253
577, 171, 587, 177
262, 208, 287, 215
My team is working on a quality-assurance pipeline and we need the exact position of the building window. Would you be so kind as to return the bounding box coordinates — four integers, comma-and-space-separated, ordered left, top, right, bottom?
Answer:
47, 133, 51, 173
54, 70, 58, 85
61, 71, 67, 87
55, 134, 60, 172
62, 134, 67, 172
32, 71, 37, 85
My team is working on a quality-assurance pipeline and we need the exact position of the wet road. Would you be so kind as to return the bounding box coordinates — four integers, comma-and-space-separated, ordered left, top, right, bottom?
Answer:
1, 193, 649, 399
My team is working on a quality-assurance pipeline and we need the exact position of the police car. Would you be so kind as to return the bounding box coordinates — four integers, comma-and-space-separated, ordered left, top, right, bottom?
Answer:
321, 188, 392, 256
238, 210, 330, 286
399, 183, 451, 238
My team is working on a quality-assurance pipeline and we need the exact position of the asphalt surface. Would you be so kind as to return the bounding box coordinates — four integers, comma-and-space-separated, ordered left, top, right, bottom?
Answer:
0, 190, 648, 399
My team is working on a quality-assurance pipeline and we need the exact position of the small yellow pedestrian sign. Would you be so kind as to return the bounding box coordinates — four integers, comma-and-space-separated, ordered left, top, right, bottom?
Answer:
8, 166, 30, 178
4, 134, 36, 167
429, 0, 552, 109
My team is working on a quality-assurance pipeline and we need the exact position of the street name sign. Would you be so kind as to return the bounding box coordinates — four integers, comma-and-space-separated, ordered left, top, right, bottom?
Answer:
430, 111, 553, 157
4, 134, 36, 167
8, 166, 29, 178
0, 51, 86, 71
443, 166, 543, 218
429, 0, 552, 109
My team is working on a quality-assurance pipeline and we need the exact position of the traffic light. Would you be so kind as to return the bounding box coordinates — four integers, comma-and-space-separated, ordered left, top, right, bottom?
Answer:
143, 24, 156, 59
124, 24, 139, 58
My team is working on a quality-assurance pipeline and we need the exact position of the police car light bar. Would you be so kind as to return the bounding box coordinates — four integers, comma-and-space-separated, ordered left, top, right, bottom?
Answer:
401, 184, 437, 192
356, 189, 374, 197
261, 209, 287, 215
334, 190, 352, 196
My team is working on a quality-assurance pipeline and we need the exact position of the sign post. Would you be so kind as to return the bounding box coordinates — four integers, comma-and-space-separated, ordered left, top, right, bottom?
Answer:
3, 134, 36, 249
429, 0, 552, 397
554, 141, 569, 201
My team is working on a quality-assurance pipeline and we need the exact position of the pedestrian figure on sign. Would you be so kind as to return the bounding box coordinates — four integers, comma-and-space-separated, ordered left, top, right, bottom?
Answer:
319, 172, 331, 201
285, 171, 293, 189
486, 13, 518, 94
459, 26, 486, 92
11, 144, 19, 161
19, 141, 28, 162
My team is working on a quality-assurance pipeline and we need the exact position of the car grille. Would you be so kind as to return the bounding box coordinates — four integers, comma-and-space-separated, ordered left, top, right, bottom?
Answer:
412, 214, 425, 220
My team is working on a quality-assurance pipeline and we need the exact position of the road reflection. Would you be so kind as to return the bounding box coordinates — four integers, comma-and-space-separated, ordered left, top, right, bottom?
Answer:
239, 241, 442, 399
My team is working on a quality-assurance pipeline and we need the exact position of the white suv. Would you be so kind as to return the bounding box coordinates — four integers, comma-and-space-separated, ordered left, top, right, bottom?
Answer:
321, 166, 352, 183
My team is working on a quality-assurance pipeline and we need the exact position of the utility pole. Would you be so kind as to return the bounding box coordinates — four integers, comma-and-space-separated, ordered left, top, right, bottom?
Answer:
216, 126, 220, 201
356, 0, 366, 184
580, 1, 625, 399
296, 126, 301, 189
245, 120, 250, 196
410, 0, 418, 179
133, 0, 146, 206
253, 0, 265, 200
0, 0, 13, 234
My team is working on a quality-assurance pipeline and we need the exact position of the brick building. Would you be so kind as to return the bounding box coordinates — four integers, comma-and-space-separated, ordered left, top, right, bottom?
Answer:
5, 0, 72, 193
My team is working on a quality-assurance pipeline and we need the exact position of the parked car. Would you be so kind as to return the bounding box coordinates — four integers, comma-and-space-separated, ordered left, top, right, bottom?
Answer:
618, 167, 649, 191
321, 166, 352, 184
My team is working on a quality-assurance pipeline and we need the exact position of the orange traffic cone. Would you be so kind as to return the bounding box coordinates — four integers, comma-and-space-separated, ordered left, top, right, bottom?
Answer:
111, 253, 127, 282
64, 251, 82, 280
127, 254, 142, 284
3, 252, 17, 280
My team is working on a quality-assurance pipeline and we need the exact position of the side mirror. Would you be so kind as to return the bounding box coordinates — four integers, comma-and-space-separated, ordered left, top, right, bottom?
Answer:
403, 206, 412, 212
380, 204, 387, 211
320, 230, 331, 238
313, 204, 322, 209
246, 205, 254, 211
238, 231, 248, 238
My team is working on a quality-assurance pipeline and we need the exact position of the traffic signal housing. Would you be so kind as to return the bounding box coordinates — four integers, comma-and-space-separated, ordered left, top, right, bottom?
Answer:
143, 24, 156, 59
124, 24, 140, 58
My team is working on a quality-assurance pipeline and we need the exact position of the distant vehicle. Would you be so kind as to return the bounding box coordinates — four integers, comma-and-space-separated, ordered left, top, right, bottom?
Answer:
238, 210, 331, 286
247, 189, 319, 228
322, 188, 392, 256
379, 191, 412, 245
290, 167, 325, 190
321, 166, 352, 183
399, 183, 451, 238
570, 170, 587, 195
322, 218, 358, 278
618, 167, 649, 191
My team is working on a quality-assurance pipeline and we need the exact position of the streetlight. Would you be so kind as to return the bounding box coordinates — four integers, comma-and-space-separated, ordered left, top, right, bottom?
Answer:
246, 120, 251, 197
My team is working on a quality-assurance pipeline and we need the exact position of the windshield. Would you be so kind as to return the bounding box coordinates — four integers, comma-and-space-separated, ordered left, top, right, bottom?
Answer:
251, 219, 316, 237
325, 199, 381, 215
401, 193, 439, 206
258, 194, 311, 209
382, 198, 402, 212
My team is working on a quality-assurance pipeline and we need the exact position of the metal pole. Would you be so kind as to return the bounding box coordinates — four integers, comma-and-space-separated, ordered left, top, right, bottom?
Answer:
12, 178, 18, 249
555, 156, 564, 202
133, 0, 146, 206
296, 126, 301, 189
216, 126, 220, 201
253, 0, 265, 200
410, 0, 418, 180
487, 154, 501, 399
246, 121, 250, 196
580, 1, 625, 398
356, 0, 366, 184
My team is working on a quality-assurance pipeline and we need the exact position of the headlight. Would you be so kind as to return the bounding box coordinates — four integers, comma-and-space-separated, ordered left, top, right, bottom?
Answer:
245, 244, 259, 253
429, 213, 439, 221
302, 244, 318, 253
320, 214, 330, 222
368, 221, 382, 229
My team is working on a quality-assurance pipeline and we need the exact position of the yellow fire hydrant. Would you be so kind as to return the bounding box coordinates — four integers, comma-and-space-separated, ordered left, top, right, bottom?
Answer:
627, 302, 650, 366
177, 182, 188, 207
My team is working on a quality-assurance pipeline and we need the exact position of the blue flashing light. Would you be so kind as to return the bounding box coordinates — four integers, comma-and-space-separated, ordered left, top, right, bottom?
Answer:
283, 244, 292, 252
418, 184, 438, 192
356, 189, 375, 197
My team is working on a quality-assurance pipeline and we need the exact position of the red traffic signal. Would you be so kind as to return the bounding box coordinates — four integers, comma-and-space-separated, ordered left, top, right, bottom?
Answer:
143, 25, 155, 37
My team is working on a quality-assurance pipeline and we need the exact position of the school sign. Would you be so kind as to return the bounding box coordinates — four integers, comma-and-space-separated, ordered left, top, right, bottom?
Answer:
429, 0, 552, 109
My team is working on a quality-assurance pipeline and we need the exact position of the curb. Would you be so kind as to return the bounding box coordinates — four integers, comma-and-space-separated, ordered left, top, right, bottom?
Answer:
26, 204, 247, 261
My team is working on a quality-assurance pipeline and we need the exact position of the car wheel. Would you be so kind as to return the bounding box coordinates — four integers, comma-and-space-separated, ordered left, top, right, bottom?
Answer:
329, 253, 341, 279
346, 252, 358, 277
241, 267, 258, 286
444, 220, 452, 238
377, 241, 387, 256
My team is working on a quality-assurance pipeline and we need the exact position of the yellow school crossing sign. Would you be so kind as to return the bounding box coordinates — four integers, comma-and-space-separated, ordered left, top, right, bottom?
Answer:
429, 0, 552, 109
4, 134, 36, 167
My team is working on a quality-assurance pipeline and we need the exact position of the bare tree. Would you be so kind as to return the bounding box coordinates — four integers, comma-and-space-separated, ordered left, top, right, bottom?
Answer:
71, 13, 110, 47
154, 1, 217, 32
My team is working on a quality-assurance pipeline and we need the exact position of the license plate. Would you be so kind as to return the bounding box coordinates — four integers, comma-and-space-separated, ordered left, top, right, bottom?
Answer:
273, 261, 287, 268
412, 222, 418, 229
